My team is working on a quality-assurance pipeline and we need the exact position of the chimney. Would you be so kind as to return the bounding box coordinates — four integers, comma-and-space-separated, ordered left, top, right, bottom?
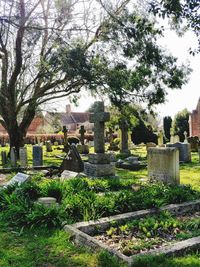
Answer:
66, 104, 71, 114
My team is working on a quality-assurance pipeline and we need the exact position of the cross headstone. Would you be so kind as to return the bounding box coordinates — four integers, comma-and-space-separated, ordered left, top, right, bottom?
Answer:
10, 147, 17, 167
79, 125, 86, 145
62, 126, 70, 153
32, 145, 43, 166
5, 172, 30, 187
90, 102, 110, 153
1, 151, 7, 166
19, 147, 28, 167
119, 118, 130, 155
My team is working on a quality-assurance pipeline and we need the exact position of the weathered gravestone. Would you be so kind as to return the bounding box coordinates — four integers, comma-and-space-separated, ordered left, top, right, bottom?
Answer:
174, 135, 180, 143
60, 144, 84, 172
166, 142, 191, 163
1, 151, 7, 166
19, 147, 28, 167
84, 102, 115, 177
37, 197, 57, 207
10, 147, 17, 167
60, 170, 80, 181
119, 118, 130, 155
32, 145, 43, 166
46, 141, 53, 152
148, 147, 180, 185
77, 125, 89, 154
158, 130, 164, 146
5, 172, 30, 187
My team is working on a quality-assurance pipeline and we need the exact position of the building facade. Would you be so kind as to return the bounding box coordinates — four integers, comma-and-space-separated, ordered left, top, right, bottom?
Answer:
189, 98, 200, 137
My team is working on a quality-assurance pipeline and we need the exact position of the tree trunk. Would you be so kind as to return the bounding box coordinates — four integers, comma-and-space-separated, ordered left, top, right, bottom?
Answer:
8, 126, 25, 158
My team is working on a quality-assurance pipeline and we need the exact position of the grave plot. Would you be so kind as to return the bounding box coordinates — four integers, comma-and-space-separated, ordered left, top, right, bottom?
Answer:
64, 200, 200, 266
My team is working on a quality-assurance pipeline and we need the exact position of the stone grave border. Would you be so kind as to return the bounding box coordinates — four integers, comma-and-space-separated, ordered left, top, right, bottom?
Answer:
64, 200, 200, 266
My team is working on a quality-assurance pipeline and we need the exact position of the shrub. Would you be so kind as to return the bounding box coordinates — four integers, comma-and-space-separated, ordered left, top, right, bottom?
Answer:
67, 136, 80, 145
41, 181, 64, 203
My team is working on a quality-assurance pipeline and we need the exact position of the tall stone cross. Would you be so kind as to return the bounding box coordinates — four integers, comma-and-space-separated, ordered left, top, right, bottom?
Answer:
119, 118, 130, 154
79, 125, 86, 145
90, 102, 110, 153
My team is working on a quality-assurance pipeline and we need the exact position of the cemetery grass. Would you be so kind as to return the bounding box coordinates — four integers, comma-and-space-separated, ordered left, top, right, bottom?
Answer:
0, 146, 200, 266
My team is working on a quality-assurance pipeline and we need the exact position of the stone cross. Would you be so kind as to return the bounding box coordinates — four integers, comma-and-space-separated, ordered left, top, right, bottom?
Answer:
119, 118, 130, 154
19, 147, 28, 167
10, 147, 17, 167
184, 131, 188, 143
79, 125, 86, 145
89, 102, 110, 153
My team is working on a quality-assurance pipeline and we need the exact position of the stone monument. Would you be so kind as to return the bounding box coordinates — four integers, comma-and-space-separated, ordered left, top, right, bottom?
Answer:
77, 125, 89, 154
19, 147, 28, 167
84, 102, 115, 177
119, 118, 130, 155
62, 126, 70, 153
32, 145, 43, 166
158, 130, 164, 146
10, 147, 17, 167
148, 147, 180, 185
166, 142, 191, 163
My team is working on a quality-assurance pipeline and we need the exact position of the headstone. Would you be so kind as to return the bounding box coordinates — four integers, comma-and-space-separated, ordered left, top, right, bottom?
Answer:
119, 118, 130, 155
126, 156, 139, 164
148, 147, 180, 185
79, 125, 86, 145
170, 128, 174, 144
174, 135, 180, 143
10, 147, 17, 167
1, 151, 7, 166
0, 174, 7, 186
84, 102, 115, 177
19, 147, 28, 167
184, 131, 188, 143
32, 145, 43, 166
5, 172, 30, 187
62, 126, 70, 153
158, 130, 164, 146
60, 170, 79, 181
166, 142, 191, 162
46, 141, 53, 152
37, 197, 57, 207
60, 144, 84, 172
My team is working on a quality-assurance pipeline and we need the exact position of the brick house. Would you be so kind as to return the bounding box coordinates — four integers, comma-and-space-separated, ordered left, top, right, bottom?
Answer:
45, 104, 93, 133
189, 98, 200, 137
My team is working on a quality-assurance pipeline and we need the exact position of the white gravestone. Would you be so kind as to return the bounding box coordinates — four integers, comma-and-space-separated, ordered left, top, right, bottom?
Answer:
5, 172, 30, 187
19, 147, 28, 167
148, 147, 180, 185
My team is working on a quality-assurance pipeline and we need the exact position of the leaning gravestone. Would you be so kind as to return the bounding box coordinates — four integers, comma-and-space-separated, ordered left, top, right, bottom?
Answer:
148, 147, 180, 185
84, 101, 115, 177
10, 147, 17, 167
5, 172, 30, 187
60, 144, 84, 172
19, 147, 28, 167
32, 145, 43, 166
166, 142, 191, 163
1, 151, 7, 166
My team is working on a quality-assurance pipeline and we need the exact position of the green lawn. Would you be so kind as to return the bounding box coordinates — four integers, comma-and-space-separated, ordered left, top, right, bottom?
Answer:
0, 145, 200, 267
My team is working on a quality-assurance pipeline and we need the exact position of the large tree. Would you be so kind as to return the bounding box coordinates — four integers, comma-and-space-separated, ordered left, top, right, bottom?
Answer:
172, 108, 190, 142
0, 0, 190, 155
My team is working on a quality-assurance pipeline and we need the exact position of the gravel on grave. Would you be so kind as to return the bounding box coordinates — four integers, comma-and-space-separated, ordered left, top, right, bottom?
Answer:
94, 212, 200, 256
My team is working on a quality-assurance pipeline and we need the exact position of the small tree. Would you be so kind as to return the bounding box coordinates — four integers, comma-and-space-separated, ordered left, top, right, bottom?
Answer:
172, 108, 189, 142
163, 116, 172, 142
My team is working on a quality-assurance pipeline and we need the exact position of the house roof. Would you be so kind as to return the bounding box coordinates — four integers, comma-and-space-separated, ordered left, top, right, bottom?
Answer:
47, 112, 90, 125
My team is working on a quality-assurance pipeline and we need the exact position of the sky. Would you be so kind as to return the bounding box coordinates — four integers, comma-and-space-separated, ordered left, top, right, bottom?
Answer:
49, 28, 200, 120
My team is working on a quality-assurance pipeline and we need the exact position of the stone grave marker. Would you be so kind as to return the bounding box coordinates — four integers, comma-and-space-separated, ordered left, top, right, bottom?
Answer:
32, 145, 43, 166
46, 141, 53, 152
10, 147, 17, 167
174, 135, 180, 143
60, 170, 80, 181
148, 147, 180, 185
166, 142, 191, 163
62, 126, 70, 153
84, 101, 115, 177
1, 151, 7, 166
5, 172, 30, 187
158, 130, 164, 146
184, 131, 188, 143
37, 197, 57, 207
170, 128, 174, 143
19, 147, 28, 167
60, 144, 84, 172
77, 125, 89, 154
119, 118, 130, 155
